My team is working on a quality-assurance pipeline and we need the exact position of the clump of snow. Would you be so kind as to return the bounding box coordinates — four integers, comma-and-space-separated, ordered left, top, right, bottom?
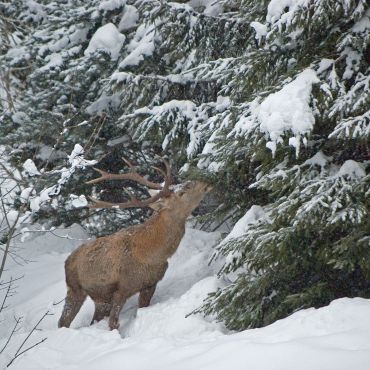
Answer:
11, 111, 29, 124
250, 21, 267, 42
342, 47, 362, 80
86, 92, 121, 115
30, 188, 52, 212
259, 69, 318, 156
337, 160, 366, 179
118, 5, 139, 31
352, 7, 370, 33
215, 96, 231, 112
22, 158, 40, 177
231, 69, 319, 157
303, 151, 330, 168
70, 194, 88, 208
317, 58, 334, 74
119, 24, 155, 68
19, 187, 34, 203
267, 0, 307, 24
189, 0, 224, 16
25, 0, 47, 22
38, 52, 63, 72
99, 0, 126, 12
85, 23, 125, 61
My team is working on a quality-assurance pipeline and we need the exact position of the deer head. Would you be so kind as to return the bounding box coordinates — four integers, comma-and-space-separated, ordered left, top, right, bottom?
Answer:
86, 158, 212, 219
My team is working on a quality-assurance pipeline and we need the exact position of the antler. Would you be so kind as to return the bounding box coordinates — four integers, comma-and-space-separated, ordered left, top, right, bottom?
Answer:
87, 158, 172, 209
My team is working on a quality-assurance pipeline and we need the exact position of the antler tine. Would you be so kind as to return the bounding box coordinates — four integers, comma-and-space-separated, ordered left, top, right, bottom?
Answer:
88, 187, 166, 209
122, 157, 134, 169
152, 166, 166, 178
86, 158, 173, 210
86, 167, 162, 189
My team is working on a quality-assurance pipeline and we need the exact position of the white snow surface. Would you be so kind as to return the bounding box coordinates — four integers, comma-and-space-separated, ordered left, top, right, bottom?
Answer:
84, 23, 125, 60
223, 205, 267, 243
1, 225, 370, 369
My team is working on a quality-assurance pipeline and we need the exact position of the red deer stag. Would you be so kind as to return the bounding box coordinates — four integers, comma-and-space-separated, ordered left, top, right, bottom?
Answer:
58, 159, 212, 330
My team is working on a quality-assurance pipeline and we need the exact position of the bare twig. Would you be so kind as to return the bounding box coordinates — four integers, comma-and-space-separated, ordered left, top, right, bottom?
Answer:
0, 316, 22, 355
0, 276, 22, 312
0, 195, 21, 279
6, 310, 53, 367
52, 297, 65, 306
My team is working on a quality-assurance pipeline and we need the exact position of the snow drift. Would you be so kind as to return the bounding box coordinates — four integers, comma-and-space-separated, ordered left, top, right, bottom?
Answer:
0, 225, 369, 369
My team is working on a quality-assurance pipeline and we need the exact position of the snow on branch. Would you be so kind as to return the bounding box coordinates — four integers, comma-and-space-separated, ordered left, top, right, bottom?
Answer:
329, 111, 370, 139
26, 144, 96, 212
230, 69, 319, 157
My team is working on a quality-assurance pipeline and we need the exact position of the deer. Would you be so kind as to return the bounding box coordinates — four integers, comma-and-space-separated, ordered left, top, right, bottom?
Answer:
58, 159, 212, 331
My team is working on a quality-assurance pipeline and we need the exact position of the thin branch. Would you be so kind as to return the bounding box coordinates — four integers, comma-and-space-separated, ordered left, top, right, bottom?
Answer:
7, 337, 47, 367
6, 310, 53, 367
0, 316, 22, 355
0, 199, 21, 279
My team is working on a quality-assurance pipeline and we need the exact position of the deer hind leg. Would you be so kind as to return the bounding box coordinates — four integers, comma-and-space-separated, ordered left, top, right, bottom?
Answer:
108, 291, 127, 331
58, 286, 86, 328
91, 301, 112, 325
138, 284, 157, 308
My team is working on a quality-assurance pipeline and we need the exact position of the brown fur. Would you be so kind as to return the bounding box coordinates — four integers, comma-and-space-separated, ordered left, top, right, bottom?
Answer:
58, 181, 211, 330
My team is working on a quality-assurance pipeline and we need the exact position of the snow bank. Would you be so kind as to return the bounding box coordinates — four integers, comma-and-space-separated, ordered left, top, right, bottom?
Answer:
1, 226, 369, 370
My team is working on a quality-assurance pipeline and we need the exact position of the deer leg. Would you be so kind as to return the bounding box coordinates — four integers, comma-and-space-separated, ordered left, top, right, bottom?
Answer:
138, 284, 157, 308
108, 291, 127, 330
58, 286, 86, 328
90, 301, 112, 325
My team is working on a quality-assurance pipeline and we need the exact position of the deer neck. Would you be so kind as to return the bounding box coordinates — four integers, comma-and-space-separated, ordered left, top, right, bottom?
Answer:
131, 209, 186, 265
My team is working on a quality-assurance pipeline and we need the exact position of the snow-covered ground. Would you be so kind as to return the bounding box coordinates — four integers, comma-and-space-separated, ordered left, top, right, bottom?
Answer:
1, 226, 369, 369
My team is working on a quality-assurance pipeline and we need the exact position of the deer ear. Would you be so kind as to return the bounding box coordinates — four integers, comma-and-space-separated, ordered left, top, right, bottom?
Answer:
149, 200, 167, 212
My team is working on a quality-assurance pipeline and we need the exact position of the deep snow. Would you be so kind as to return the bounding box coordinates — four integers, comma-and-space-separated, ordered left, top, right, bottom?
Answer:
0, 225, 369, 369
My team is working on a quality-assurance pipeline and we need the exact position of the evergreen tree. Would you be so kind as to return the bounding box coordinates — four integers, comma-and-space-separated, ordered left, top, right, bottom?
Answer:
195, 0, 370, 329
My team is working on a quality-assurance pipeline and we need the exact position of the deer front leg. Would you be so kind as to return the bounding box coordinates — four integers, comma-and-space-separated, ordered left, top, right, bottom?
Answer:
58, 286, 86, 328
138, 284, 157, 308
108, 291, 127, 330
91, 301, 112, 325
